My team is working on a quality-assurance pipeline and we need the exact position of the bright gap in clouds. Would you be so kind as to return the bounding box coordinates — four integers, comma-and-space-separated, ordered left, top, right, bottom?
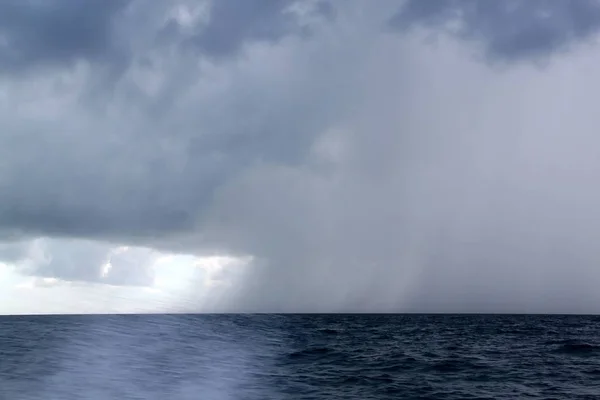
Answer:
0, 239, 251, 314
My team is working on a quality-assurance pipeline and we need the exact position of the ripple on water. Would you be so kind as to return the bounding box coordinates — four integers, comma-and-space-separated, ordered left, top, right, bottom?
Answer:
2, 314, 600, 399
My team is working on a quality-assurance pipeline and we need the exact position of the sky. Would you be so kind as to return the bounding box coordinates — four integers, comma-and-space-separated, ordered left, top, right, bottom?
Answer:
3, 0, 600, 314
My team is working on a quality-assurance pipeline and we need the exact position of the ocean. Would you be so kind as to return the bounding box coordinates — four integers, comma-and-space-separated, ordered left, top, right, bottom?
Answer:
1, 314, 599, 399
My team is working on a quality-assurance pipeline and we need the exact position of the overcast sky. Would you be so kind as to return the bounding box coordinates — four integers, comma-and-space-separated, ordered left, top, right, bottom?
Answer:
3, 0, 600, 314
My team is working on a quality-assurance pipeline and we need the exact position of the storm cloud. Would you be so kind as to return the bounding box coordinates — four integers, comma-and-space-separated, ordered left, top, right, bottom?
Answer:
0, 0, 130, 73
2, 0, 600, 313
389, 0, 600, 63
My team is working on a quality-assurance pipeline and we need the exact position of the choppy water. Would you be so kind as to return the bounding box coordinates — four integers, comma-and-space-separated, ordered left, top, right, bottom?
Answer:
1, 314, 600, 399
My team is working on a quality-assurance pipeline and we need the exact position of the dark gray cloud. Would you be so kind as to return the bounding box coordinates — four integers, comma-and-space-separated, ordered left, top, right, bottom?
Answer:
389, 0, 600, 62
0, 0, 345, 245
0, 0, 131, 73
187, 0, 333, 58
0, 0, 331, 78
0, 7, 351, 244
157, 0, 334, 60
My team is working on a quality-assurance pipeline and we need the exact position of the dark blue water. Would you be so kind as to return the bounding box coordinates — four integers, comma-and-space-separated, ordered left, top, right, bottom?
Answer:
1, 314, 600, 399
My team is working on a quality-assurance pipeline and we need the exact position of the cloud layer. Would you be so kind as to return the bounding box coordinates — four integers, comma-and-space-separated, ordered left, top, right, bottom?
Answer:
390, 0, 600, 62
3, 0, 600, 313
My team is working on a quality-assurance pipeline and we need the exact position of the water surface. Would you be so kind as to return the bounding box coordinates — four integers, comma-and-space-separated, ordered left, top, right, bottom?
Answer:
1, 314, 599, 399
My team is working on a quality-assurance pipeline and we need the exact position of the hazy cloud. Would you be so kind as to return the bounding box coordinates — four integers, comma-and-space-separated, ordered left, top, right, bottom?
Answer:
0, 238, 158, 287
103, 247, 156, 287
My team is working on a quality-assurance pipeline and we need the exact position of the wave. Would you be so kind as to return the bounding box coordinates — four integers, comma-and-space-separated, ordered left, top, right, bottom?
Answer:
555, 342, 600, 355
288, 347, 333, 359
